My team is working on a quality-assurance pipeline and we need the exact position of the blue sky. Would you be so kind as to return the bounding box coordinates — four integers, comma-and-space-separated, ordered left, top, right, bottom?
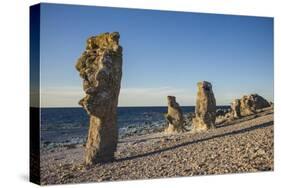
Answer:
39, 3, 273, 107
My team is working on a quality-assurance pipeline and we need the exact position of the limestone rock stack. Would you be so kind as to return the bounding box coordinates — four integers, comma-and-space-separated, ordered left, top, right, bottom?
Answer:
231, 99, 241, 118
75, 32, 122, 165
164, 96, 185, 133
231, 94, 270, 117
192, 81, 216, 131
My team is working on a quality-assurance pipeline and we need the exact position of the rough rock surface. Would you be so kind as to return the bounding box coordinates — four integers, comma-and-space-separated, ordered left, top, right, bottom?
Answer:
231, 94, 270, 117
75, 32, 122, 165
192, 81, 216, 131
231, 99, 241, 118
165, 96, 184, 133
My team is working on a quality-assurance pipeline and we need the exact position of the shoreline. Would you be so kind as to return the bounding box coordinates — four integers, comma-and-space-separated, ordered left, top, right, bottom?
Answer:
40, 106, 231, 151
40, 107, 274, 185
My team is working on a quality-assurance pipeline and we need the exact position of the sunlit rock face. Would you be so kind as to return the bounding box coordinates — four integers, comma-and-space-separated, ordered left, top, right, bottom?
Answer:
231, 99, 241, 118
165, 96, 184, 133
75, 32, 122, 165
231, 94, 270, 117
192, 81, 216, 131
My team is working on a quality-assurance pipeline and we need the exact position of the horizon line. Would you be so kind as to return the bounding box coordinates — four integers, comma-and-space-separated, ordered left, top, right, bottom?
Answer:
32, 104, 231, 108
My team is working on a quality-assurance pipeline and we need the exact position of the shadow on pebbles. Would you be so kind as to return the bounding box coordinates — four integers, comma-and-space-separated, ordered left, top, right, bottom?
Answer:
40, 108, 274, 185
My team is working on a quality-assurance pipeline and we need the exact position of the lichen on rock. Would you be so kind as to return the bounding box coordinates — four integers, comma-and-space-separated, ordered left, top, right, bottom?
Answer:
164, 96, 185, 133
75, 32, 122, 165
192, 81, 216, 131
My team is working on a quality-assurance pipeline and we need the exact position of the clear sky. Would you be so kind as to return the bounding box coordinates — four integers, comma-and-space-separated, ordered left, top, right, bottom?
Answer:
39, 3, 274, 107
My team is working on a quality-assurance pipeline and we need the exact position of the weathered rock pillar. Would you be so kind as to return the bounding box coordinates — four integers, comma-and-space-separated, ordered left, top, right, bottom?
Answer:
165, 96, 185, 133
231, 99, 241, 118
75, 32, 122, 165
192, 81, 216, 131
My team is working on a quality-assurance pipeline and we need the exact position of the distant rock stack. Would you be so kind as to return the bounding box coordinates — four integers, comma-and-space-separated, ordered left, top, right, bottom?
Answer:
165, 96, 185, 133
192, 81, 216, 131
231, 94, 270, 117
75, 32, 122, 165
231, 99, 241, 118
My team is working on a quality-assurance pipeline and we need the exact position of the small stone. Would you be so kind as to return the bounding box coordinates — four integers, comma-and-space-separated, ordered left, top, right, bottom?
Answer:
256, 149, 266, 156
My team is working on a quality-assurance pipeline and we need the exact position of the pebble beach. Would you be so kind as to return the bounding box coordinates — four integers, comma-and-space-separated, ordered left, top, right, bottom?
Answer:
40, 107, 274, 185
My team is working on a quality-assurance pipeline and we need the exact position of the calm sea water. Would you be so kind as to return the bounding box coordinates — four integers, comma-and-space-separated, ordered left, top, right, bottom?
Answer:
40, 106, 229, 148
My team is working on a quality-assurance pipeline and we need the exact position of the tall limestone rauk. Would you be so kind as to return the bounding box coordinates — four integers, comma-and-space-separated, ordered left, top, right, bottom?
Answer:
75, 32, 122, 165
192, 81, 216, 131
164, 96, 185, 133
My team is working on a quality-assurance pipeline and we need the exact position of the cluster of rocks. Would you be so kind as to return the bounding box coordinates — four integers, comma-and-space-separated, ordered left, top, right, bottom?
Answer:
216, 108, 230, 117
164, 82, 272, 134
215, 94, 272, 125
231, 94, 271, 118
183, 112, 195, 128
165, 81, 216, 133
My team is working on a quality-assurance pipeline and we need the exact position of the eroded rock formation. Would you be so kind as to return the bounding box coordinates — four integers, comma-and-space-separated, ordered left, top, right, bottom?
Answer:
75, 32, 122, 165
231, 99, 241, 118
192, 81, 216, 131
165, 96, 184, 133
231, 94, 270, 117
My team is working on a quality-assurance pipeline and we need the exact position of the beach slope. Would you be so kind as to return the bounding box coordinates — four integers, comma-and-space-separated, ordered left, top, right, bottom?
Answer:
40, 107, 273, 185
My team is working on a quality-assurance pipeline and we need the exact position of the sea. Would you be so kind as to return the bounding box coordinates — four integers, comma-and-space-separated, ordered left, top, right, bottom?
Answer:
40, 106, 229, 149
